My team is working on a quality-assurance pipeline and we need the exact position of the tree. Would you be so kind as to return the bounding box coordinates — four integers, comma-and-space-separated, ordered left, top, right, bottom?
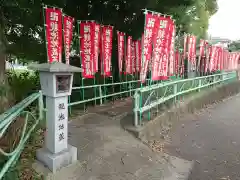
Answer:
169, 0, 218, 39
228, 41, 240, 52
0, 0, 217, 75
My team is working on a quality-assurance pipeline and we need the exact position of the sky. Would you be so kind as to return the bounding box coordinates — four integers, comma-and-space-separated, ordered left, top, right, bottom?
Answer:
208, 0, 240, 40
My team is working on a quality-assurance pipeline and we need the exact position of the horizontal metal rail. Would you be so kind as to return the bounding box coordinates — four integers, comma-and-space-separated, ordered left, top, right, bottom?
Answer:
69, 78, 181, 108
0, 91, 44, 179
138, 72, 233, 93
72, 78, 151, 90
133, 71, 237, 126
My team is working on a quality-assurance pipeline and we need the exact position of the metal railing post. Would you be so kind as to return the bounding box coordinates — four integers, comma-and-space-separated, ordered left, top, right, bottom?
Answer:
38, 91, 44, 120
220, 73, 224, 83
133, 91, 140, 126
198, 79, 202, 92
99, 85, 103, 105
173, 83, 177, 103
213, 75, 216, 84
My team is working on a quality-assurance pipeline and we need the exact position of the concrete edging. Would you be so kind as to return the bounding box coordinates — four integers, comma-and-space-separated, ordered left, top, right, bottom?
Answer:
125, 80, 240, 143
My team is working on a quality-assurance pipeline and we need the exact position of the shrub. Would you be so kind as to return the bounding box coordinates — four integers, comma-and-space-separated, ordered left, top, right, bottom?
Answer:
0, 70, 42, 179
6, 70, 40, 103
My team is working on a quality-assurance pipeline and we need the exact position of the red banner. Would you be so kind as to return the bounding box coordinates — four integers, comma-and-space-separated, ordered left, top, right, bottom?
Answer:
132, 41, 136, 73
227, 53, 231, 70
175, 50, 179, 75
187, 35, 197, 69
135, 40, 141, 72
63, 15, 74, 64
80, 22, 94, 78
183, 34, 188, 60
140, 13, 158, 82
213, 47, 218, 71
151, 16, 171, 80
231, 53, 235, 70
216, 47, 221, 71
209, 46, 217, 72
101, 26, 113, 77
45, 8, 63, 63
230, 53, 239, 70
180, 52, 184, 75
224, 50, 229, 70
168, 20, 175, 76
217, 47, 223, 70
198, 39, 204, 72
126, 36, 132, 74
191, 36, 197, 67
223, 49, 227, 70
228, 53, 234, 70
93, 23, 100, 73
219, 48, 224, 70
158, 17, 172, 80
205, 44, 211, 73
117, 32, 125, 74
199, 39, 205, 58
187, 35, 191, 62
229, 52, 231, 70
235, 53, 240, 70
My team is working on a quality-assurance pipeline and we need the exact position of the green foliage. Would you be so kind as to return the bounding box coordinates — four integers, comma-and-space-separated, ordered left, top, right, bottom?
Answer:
6, 70, 40, 103
228, 41, 240, 52
0, 0, 218, 64
0, 77, 13, 114
170, 0, 218, 39
0, 114, 45, 180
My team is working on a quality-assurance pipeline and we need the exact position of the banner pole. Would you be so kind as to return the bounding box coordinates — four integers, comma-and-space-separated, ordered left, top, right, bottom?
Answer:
119, 72, 122, 99
42, 4, 49, 62
130, 74, 133, 96
82, 78, 86, 111
111, 75, 114, 102
124, 35, 128, 98
102, 27, 107, 103
125, 74, 128, 97
93, 21, 97, 106
147, 12, 153, 121
103, 75, 107, 103
94, 75, 97, 105
78, 21, 86, 112
63, 14, 73, 115
118, 32, 123, 99
130, 48, 133, 96
139, 10, 148, 126
110, 26, 115, 103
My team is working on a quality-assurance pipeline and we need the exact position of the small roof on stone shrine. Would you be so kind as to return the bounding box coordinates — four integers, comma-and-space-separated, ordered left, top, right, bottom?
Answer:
28, 62, 82, 73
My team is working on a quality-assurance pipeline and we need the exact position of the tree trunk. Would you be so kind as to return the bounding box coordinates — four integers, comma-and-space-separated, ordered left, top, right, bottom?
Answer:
0, 53, 6, 81
0, 11, 7, 81
0, 25, 10, 113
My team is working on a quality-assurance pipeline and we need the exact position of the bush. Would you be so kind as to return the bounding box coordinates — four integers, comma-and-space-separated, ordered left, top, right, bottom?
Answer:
6, 70, 40, 103
0, 78, 13, 114
0, 70, 42, 179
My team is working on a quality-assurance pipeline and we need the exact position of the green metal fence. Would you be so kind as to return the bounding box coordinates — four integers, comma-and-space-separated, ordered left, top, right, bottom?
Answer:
0, 71, 237, 179
133, 71, 237, 126
68, 77, 183, 113
0, 91, 44, 179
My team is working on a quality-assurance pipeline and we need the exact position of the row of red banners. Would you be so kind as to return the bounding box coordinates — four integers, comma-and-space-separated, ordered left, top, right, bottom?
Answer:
45, 7, 113, 78
44, 7, 240, 81
185, 37, 240, 73
140, 13, 177, 81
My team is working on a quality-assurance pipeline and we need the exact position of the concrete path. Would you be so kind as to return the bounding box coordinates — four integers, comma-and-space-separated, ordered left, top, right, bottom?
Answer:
34, 99, 193, 180
165, 94, 240, 180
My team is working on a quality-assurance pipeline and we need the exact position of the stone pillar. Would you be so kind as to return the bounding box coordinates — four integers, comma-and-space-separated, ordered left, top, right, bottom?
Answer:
29, 62, 82, 173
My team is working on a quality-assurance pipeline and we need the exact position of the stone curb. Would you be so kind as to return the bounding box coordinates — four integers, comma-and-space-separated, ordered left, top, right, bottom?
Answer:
124, 80, 240, 143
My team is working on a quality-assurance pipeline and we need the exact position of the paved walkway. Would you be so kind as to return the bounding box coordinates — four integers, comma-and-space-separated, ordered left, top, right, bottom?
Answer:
34, 99, 193, 180
165, 94, 240, 180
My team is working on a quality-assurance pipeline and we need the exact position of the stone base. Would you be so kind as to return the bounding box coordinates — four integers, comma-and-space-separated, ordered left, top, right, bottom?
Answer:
36, 145, 77, 173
